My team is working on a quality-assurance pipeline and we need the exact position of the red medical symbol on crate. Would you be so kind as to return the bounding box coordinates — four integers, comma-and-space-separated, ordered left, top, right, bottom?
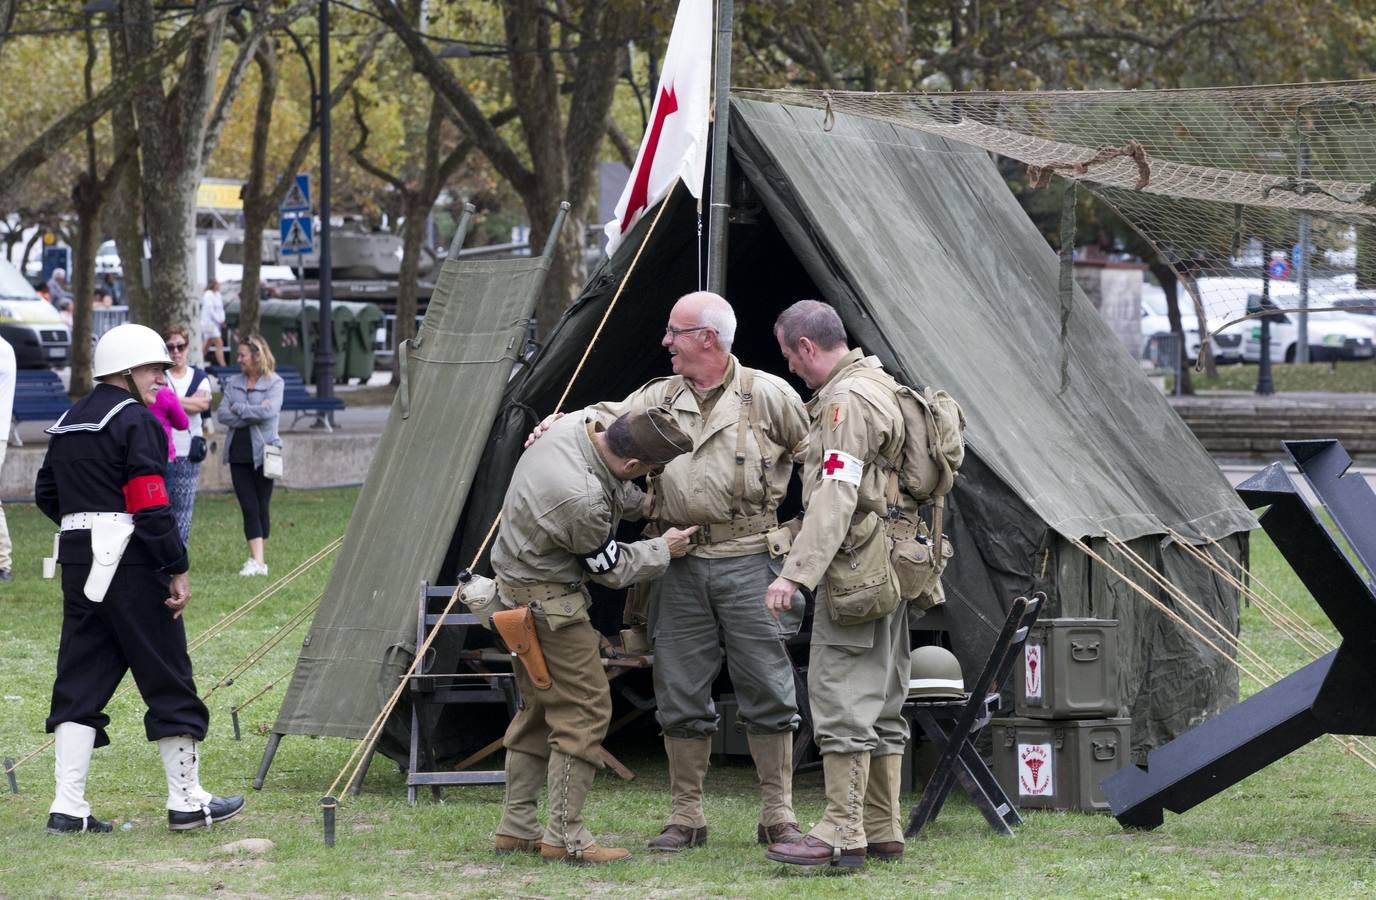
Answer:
1019, 743, 1052, 795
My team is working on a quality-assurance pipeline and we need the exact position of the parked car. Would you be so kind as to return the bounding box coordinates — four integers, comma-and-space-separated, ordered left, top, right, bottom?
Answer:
1140, 285, 1245, 364
1241, 293, 1376, 362
0, 260, 72, 368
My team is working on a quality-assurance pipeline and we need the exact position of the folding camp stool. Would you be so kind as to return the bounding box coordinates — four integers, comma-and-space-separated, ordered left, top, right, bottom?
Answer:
402, 582, 520, 803
904, 592, 1045, 838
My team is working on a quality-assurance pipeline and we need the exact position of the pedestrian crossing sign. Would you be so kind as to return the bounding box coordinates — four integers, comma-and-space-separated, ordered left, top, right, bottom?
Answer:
280, 173, 311, 213
280, 214, 314, 255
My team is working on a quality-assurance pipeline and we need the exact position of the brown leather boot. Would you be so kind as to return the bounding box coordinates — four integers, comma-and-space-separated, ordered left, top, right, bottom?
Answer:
646, 823, 708, 851
756, 821, 804, 845
868, 840, 904, 862
539, 842, 632, 865
747, 731, 800, 842
651, 736, 711, 850
863, 753, 905, 858
766, 834, 866, 868
494, 834, 541, 855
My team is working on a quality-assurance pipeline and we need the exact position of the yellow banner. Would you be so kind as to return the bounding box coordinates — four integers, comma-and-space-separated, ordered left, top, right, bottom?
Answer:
197, 180, 244, 211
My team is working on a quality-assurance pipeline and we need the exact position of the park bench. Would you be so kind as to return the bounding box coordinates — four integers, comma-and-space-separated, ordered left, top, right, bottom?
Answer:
10, 369, 72, 445
206, 364, 346, 431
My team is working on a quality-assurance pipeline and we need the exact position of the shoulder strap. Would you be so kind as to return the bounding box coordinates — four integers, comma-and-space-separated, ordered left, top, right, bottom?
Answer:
186, 367, 207, 398
658, 375, 688, 412
838, 367, 905, 508
730, 368, 755, 515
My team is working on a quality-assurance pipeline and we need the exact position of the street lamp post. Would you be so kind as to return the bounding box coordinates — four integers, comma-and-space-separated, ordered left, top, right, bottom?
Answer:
314, 0, 335, 421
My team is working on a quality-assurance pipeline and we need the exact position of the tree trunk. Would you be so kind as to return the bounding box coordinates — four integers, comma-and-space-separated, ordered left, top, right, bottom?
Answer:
105, 19, 150, 324
1149, 261, 1193, 395
124, 0, 228, 342
70, 174, 103, 397
237, 34, 279, 339
391, 196, 429, 385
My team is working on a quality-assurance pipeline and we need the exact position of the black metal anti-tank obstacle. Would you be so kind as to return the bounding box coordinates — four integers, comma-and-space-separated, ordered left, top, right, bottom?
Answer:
1105, 439, 1376, 828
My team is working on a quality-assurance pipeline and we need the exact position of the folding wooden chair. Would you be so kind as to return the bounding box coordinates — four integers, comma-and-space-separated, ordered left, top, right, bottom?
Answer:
405, 582, 520, 803
904, 592, 1046, 837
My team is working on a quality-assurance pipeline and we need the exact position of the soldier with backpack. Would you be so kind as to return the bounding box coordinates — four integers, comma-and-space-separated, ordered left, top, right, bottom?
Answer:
763, 299, 963, 869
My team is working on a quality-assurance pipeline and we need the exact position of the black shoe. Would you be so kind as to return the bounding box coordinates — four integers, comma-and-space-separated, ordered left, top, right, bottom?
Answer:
46, 812, 113, 834
0, 570, 12, 582
167, 795, 245, 831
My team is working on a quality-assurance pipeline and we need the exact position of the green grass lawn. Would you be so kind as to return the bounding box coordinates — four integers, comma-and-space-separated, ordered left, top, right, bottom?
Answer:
1166, 359, 1376, 393
2, 489, 1374, 897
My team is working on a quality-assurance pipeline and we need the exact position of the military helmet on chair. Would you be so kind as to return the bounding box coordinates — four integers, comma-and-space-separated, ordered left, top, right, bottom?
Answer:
908, 645, 964, 699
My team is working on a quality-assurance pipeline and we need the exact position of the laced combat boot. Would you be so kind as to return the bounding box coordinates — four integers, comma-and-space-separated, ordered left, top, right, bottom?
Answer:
538, 750, 630, 865
766, 751, 869, 869
159, 737, 245, 831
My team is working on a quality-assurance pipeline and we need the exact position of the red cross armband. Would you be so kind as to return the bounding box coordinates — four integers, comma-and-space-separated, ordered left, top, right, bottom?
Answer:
123, 474, 170, 512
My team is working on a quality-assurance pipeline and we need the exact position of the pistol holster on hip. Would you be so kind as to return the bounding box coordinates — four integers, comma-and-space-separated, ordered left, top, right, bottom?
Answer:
84, 516, 136, 603
492, 606, 552, 690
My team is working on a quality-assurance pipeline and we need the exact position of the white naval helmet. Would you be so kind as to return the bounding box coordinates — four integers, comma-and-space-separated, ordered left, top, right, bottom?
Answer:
908, 645, 965, 699
92, 323, 173, 378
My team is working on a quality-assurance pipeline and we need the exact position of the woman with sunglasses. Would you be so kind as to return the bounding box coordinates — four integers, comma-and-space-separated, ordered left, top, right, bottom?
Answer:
216, 335, 284, 577
162, 325, 212, 545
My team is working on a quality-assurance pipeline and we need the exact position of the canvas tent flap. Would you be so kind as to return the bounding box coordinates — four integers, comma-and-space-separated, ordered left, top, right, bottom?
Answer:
729, 98, 1256, 544
272, 253, 548, 739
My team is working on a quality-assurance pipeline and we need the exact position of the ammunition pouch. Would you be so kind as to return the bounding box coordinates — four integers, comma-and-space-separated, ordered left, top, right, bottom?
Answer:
887, 516, 952, 604
824, 511, 901, 627
492, 606, 552, 690
766, 518, 802, 559
497, 579, 589, 632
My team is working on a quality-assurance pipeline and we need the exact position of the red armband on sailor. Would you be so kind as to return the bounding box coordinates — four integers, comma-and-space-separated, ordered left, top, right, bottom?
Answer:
123, 474, 170, 512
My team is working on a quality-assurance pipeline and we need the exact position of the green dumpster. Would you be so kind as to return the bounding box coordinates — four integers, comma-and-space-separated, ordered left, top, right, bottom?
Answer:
333, 301, 382, 383
225, 297, 319, 380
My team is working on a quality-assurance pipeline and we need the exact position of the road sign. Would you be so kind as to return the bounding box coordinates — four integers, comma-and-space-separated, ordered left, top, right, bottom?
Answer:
280, 173, 311, 214
280, 214, 314, 255
1269, 258, 1290, 280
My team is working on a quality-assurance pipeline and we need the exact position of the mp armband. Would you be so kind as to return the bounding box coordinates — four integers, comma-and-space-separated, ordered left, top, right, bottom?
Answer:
578, 533, 622, 574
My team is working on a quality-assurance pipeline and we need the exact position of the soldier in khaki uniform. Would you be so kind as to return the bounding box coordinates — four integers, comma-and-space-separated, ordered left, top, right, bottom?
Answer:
491, 407, 697, 865
763, 300, 912, 869
527, 292, 809, 851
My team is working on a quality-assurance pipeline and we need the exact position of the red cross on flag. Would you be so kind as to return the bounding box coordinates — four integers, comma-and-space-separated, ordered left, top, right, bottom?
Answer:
603, 0, 712, 257
821, 449, 863, 486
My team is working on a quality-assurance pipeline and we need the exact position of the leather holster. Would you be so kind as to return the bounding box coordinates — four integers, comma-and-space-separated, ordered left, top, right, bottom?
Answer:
492, 606, 552, 690
84, 517, 136, 603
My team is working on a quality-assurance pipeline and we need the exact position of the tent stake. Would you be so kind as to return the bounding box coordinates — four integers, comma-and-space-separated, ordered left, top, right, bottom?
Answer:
321, 796, 336, 846
4, 758, 17, 794
230, 707, 241, 741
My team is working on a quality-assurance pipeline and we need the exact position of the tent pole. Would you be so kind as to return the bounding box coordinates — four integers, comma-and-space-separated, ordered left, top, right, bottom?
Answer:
705, 0, 734, 295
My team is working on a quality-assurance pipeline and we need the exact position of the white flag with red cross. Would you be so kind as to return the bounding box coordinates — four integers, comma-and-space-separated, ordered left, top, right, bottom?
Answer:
603, 0, 713, 256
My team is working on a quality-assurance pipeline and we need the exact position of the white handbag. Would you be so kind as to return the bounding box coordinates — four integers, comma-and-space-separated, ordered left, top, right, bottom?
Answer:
262, 443, 283, 480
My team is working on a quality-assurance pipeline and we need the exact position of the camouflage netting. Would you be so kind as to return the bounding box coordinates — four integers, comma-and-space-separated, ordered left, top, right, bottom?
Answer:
736, 82, 1376, 345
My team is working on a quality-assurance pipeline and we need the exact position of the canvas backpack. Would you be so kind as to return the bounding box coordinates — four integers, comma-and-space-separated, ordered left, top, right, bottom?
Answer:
848, 368, 966, 603
849, 368, 966, 509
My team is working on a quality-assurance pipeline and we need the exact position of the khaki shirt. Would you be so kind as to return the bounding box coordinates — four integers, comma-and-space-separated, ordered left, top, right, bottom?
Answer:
491, 410, 669, 592
781, 349, 905, 590
592, 355, 808, 558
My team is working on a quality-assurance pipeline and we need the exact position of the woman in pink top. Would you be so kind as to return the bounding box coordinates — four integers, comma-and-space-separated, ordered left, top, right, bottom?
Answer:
149, 385, 189, 461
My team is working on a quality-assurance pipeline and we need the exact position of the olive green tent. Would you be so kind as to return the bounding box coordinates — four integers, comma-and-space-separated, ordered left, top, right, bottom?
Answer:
269, 99, 1255, 769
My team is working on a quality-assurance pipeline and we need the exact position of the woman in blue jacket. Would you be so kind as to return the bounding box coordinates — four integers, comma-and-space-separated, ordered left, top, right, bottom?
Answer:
216, 334, 283, 576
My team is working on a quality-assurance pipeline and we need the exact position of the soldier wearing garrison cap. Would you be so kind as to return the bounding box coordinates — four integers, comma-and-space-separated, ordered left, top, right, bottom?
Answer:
527, 291, 811, 852
37, 324, 243, 835
764, 300, 913, 869
491, 406, 697, 865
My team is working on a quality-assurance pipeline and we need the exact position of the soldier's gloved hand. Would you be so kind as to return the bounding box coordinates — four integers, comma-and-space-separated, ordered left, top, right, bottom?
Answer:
765, 575, 800, 620
524, 412, 565, 448
165, 572, 191, 619
661, 525, 699, 559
